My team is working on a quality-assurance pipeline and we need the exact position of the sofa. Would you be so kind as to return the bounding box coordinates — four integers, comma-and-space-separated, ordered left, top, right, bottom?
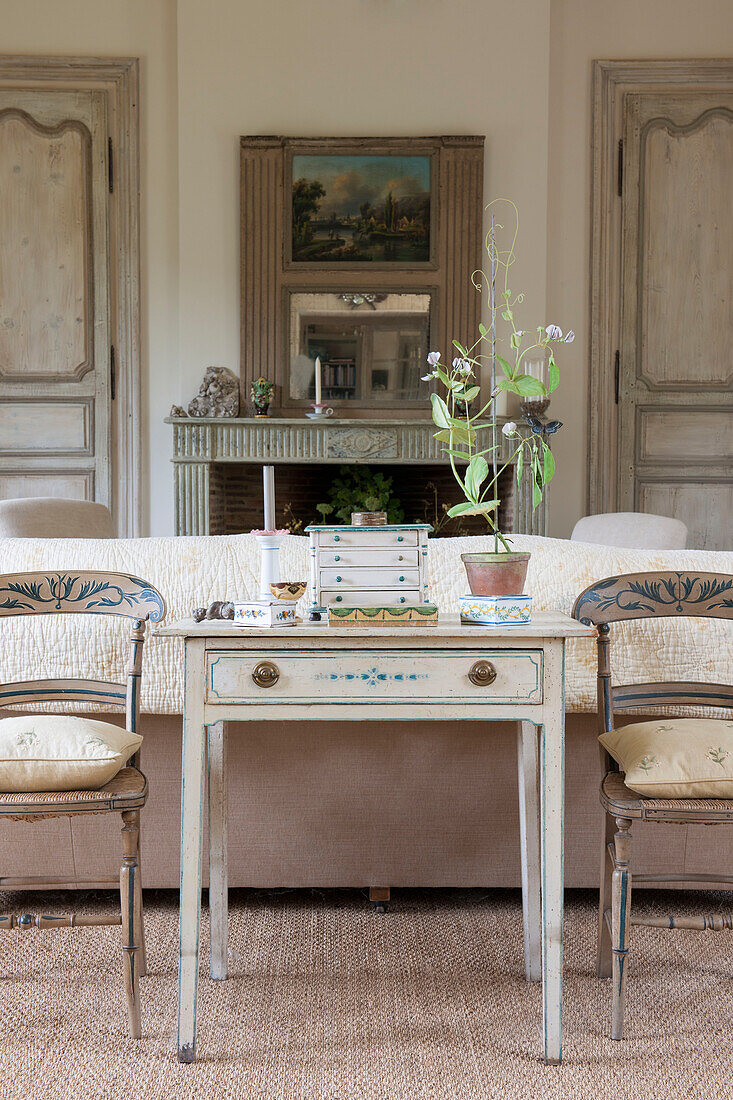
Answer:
0, 532, 731, 890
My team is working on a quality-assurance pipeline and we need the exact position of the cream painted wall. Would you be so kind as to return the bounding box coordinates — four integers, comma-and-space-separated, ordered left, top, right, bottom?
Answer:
4, 0, 731, 535
547, 0, 733, 537
3, 0, 179, 535
174, 0, 550, 534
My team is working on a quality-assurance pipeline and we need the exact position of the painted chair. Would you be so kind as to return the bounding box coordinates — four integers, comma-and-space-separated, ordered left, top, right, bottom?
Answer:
570, 512, 688, 550
572, 571, 733, 1039
0, 571, 166, 1037
0, 497, 114, 539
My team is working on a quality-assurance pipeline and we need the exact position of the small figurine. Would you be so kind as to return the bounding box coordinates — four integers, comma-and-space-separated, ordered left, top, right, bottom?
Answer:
191, 600, 234, 623
251, 376, 275, 418
169, 404, 187, 418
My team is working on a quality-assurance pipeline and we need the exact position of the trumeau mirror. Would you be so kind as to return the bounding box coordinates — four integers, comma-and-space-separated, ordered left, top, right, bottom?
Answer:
241, 136, 485, 418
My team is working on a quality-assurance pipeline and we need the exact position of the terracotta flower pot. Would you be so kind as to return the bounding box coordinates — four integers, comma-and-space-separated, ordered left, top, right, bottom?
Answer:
460, 551, 531, 597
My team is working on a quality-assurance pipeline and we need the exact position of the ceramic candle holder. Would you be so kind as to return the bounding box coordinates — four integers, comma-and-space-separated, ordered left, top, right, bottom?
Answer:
253, 532, 286, 600
305, 404, 334, 420
459, 593, 532, 626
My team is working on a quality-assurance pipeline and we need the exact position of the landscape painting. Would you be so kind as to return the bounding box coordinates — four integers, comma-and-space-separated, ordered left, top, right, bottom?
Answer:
291, 153, 431, 263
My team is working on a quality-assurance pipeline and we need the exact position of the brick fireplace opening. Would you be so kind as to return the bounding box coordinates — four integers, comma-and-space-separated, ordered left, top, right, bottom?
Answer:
208, 462, 515, 537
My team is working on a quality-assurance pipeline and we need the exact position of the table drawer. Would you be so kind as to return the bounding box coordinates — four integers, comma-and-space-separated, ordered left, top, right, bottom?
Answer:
320, 589, 422, 607
319, 531, 418, 548
319, 548, 419, 568
206, 649, 543, 705
320, 567, 420, 589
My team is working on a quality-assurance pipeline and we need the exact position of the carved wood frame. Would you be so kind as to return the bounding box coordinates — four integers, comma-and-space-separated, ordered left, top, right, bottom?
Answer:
241, 135, 484, 417
0, 55, 141, 536
588, 59, 733, 515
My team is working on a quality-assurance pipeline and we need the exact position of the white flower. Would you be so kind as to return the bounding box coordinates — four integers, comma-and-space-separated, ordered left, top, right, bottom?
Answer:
563, 330, 575, 343
427, 351, 441, 366
452, 357, 472, 375
545, 324, 563, 341
502, 421, 518, 437
421, 372, 437, 382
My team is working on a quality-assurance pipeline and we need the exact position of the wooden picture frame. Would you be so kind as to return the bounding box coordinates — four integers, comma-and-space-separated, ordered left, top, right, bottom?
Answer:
240, 135, 484, 418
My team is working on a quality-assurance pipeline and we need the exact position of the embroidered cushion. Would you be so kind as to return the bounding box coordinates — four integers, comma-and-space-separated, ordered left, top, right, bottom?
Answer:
600, 717, 733, 797
0, 715, 142, 792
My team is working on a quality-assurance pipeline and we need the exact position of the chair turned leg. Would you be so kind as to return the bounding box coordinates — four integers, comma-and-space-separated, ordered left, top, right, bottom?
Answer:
611, 816, 633, 1040
135, 830, 147, 977
120, 809, 143, 1039
597, 811, 615, 978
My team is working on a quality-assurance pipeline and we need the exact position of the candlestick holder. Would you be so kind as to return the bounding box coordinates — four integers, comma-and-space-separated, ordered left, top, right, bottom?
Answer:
305, 404, 334, 420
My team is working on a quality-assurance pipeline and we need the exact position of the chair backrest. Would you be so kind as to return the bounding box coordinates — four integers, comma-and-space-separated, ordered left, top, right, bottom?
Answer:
570, 511, 688, 550
0, 571, 166, 737
0, 497, 114, 539
572, 570, 733, 733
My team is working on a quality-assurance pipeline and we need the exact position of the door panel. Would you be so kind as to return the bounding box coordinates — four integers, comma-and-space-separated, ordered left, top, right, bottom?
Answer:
639, 481, 733, 553
0, 89, 110, 513
618, 90, 733, 548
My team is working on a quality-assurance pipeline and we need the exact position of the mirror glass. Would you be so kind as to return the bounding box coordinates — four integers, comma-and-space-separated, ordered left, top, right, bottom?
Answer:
287, 291, 432, 406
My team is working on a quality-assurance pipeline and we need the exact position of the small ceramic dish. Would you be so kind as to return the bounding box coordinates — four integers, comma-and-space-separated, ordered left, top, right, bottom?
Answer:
269, 581, 307, 601
459, 593, 532, 626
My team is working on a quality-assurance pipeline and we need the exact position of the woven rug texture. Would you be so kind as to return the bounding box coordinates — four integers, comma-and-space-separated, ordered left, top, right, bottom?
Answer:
0, 888, 731, 1099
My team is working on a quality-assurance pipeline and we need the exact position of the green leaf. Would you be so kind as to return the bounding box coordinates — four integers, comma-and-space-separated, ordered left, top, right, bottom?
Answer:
548, 356, 559, 393
435, 366, 451, 388
434, 423, 475, 445
502, 290, 511, 300
430, 392, 452, 429
516, 447, 524, 483
510, 332, 521, 349
469, 454, 489, 493
532, 480, 542, 509
462, 385, 481, 403
510, 374, 547, 397
478, 322, 488, 336
442, 447, 471, 461
501, 309, 513, 322
446, 500, 500, 518
543, 445, 555, 483
495, 355, 513, 379
452, 340, 467, 356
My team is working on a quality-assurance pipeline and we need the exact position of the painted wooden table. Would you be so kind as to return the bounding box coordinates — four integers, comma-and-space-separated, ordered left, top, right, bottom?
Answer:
156, 613, 594, 1064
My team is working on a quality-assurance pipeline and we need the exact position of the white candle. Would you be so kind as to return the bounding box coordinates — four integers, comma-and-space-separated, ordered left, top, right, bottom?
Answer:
315, 356, 322, 407
263, 465, 275, 531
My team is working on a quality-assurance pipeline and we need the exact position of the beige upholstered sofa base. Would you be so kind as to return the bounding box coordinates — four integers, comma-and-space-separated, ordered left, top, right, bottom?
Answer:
0, 712, 721, 891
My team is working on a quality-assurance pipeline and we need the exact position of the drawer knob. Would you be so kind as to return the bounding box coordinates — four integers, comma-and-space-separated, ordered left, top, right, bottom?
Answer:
397, 536, 404, 542
334, 555, 340, 561
334, 535, 341, 542
251, 661, 280, 688
398, 555, 403, 561
399, 597, 406, 604
468, 660, 497, 687
399, 575, 405, 582
336, 575, 342, 582
335, 595, 342, 602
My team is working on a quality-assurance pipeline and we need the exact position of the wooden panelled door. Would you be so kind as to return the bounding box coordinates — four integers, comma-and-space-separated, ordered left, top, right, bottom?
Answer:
0, 88, 112, 510
617, 88, 733, 549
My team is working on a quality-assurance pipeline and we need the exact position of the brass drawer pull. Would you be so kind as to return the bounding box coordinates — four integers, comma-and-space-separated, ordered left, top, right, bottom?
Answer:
468, 660, 497, 687
251, 661, 280, 688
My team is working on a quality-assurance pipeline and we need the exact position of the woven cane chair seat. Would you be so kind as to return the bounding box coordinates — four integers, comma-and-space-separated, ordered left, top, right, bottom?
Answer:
601, 769, 733, 824
0, 766, 147, 820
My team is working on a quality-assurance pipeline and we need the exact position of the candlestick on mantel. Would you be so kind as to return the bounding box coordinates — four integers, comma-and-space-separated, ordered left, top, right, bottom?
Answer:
315, 356, 322, 406
263, 465, 275, 531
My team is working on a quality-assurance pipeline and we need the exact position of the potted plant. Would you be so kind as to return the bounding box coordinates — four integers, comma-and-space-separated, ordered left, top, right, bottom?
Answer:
424, 199, 573, 597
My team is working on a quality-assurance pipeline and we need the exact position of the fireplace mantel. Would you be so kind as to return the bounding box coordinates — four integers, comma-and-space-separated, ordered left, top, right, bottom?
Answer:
166, 416, 548, 537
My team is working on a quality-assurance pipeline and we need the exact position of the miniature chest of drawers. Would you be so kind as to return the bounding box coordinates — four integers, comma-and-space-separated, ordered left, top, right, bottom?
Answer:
305, 524, 432, 609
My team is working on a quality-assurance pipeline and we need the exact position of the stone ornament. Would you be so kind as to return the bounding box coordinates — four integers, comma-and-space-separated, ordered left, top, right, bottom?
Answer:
187, 367, 240, 418
191, 601, 234, 623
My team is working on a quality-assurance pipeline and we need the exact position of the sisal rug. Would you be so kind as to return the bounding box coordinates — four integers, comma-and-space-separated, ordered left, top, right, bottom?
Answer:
0, 887, 731, 1099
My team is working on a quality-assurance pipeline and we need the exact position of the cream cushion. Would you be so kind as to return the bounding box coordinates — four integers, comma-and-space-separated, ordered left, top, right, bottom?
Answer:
0, 715, 142, 792
600, 717, 733, 797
